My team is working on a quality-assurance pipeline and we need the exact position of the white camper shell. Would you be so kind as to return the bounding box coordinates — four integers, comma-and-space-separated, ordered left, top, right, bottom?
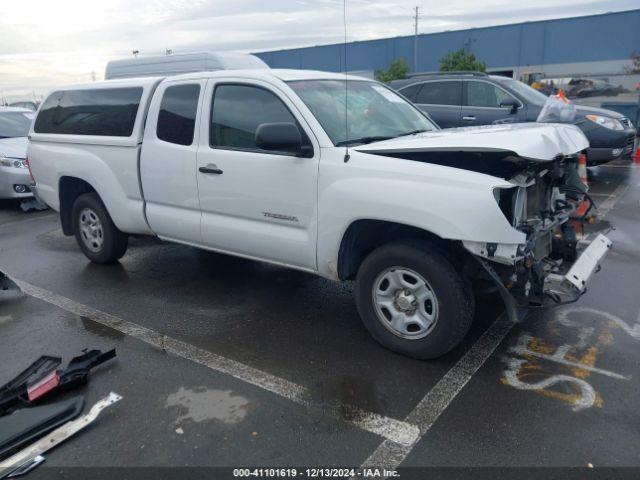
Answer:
104, 52, 269, 79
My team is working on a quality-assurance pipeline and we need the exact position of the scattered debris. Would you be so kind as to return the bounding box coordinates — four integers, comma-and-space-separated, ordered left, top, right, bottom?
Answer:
0, 397, 84, 460
0, 349, 116, 415
35, 349, 117, 401
175, 427, 184, 435
0, 272, 22, 301
0, 357, 61, 416
0, 392, 122, 479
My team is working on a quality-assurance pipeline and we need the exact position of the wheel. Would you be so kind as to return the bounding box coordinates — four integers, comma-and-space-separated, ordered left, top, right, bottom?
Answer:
355, 240, 474, 359
71, 192, 128, 264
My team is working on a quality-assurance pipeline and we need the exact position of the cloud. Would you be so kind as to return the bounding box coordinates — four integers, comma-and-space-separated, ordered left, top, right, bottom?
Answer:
0, 0, 635, 98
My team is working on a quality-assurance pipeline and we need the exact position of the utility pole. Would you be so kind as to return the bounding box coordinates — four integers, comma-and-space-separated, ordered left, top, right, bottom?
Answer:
413, 6, 420, 73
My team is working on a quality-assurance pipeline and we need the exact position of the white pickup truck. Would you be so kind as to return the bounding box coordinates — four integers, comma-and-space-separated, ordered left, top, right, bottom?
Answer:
28, 69, 611, 359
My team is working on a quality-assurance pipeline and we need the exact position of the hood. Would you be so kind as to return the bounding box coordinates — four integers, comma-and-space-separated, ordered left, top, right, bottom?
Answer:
357, 122, 588, 161
0, 137, 28, 159
573, 104, 626, 120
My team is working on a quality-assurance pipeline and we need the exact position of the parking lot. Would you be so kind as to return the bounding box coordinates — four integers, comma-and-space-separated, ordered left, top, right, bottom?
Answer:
1, 160, 639, 477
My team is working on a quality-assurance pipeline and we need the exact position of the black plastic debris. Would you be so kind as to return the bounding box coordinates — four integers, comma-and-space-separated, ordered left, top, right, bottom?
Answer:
53, 349, 117, 396
0, 349, 116, 414
0, 357, 61, 416
0, 396, 84, 461
0, 272, 22, 300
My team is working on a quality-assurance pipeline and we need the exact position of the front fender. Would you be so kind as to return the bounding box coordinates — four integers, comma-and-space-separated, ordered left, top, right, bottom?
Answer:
316, 150, 525, 279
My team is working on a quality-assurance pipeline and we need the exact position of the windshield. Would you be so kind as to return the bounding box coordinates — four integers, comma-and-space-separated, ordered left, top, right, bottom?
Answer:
288, 80, 437, 146
0, 112, 34, 138
500, 78, 549, 107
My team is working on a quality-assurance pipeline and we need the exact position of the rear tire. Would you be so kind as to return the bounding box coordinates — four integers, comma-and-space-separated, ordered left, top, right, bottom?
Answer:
71, 193, 128, 264
355, 240, 474, 359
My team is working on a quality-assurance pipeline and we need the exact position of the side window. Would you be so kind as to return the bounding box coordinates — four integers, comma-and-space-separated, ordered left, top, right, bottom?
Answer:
466, 81, 514, 108
157, 84, 200, 146
210, 84, 297, 151
398, 83, 423, 102
34, 88, 143, 136
415, 81, 461, 106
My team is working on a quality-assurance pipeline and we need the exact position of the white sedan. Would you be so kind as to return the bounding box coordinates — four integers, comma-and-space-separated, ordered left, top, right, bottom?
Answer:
0, 107, 34, 199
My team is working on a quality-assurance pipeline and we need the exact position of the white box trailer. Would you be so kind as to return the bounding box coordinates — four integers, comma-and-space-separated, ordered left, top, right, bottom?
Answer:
105, 51, 269, 79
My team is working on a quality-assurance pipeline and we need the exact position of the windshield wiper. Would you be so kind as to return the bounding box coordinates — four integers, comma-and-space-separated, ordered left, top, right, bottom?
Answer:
336, 129, 431, 147
397, 129, 430, 137
335, 136, 395, 147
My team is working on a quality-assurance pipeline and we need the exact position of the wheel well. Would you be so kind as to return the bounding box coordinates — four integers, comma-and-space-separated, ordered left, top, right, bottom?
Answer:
337, 220, 473, 281
59, 177, 96, 236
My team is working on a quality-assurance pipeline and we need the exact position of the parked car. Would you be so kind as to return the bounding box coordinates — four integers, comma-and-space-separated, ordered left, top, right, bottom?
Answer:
28, 70, 610, 359
8, 101, 39, 112
0, 107, 34, 199
390, 72, 636, 165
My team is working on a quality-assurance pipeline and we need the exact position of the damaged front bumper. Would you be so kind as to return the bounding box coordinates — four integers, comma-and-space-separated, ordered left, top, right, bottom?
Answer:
543, 233, 612, 300
475, 233, 612, 322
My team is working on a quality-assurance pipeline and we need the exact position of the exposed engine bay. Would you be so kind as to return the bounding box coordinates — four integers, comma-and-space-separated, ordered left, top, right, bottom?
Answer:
460, 152, 610, 309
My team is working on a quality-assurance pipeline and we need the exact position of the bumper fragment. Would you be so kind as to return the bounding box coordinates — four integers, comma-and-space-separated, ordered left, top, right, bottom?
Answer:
544, 234, 612, 299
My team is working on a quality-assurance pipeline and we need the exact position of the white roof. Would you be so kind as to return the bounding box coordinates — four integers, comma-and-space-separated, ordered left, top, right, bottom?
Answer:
50, 69, 372, 92
105, 52, 269, 79
168, 68, 371, 82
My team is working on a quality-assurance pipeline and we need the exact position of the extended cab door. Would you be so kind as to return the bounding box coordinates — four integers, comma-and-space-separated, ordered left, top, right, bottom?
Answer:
140, 79, 206, 243
412, 80, 462, 128
195, 79, 319, 270
461, 79, 523, 126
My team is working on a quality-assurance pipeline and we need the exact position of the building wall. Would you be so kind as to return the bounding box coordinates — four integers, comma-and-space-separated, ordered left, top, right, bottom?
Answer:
255, 9, 640, 76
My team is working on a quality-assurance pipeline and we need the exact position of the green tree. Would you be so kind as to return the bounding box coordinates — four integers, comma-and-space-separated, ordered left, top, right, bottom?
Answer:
626, 51, 640, 74
375, 59, 410, 83
439, 49, 486, 72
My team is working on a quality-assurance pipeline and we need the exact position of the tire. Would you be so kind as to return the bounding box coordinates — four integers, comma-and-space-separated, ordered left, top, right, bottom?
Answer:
71, 192, 128, 264
355, 240, 474, 360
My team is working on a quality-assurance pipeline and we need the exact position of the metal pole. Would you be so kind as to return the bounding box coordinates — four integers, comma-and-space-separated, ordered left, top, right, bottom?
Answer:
413, 6, 419, 72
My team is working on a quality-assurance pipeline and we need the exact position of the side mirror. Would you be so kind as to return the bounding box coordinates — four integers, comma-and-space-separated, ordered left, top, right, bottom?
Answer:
499, 98, 519, 114
255, 123, 303, 155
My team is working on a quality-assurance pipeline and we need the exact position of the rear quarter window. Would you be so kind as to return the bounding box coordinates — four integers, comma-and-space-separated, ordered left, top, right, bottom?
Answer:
415, 81, 461, 106
34, 87, 143, 136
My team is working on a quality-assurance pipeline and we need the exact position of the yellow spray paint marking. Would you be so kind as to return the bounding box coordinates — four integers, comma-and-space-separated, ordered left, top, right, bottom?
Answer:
501, 305, 639, 412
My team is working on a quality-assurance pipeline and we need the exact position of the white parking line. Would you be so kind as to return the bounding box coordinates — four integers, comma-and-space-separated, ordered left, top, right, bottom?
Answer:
14, 279, 420, 446
360, 312, 519, 468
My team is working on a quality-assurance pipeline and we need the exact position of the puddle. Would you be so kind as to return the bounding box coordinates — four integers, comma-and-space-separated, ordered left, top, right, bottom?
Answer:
307, 375, 387, 422
165, 386, 251, 425
79, 316, 126, 341
36, 230, 77, 252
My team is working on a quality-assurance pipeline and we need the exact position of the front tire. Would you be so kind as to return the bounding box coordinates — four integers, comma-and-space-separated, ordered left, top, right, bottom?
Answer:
71, 192, 128, 264
355, 240, 474, 359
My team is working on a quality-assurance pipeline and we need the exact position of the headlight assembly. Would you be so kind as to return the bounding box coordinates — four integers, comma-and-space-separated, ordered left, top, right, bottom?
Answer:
0, 155, 28, 168
585, 114, 624, 131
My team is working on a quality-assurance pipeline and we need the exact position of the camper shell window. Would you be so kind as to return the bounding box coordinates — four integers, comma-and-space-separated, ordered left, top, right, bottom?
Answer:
34, 87, 143, 137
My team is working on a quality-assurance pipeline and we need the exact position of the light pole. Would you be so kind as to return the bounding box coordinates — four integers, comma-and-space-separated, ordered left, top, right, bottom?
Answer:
413, 6, 420, 72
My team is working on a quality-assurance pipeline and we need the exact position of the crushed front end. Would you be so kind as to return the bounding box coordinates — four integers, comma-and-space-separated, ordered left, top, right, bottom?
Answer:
463, 153, 612, 310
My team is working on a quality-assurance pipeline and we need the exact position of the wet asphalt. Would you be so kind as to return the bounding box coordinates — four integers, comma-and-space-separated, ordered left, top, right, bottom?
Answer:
0, 161, 639, 476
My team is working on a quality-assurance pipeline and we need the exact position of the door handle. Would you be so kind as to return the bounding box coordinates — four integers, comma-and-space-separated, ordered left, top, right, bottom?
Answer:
462, 116, 476, 121
199, 164, 223, 175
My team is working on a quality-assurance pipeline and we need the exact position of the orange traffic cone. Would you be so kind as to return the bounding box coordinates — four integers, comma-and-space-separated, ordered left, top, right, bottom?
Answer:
574, 153, 590, 218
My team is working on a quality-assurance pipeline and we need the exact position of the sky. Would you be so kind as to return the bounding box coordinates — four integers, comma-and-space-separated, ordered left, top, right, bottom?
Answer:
0, 0, 637, 99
